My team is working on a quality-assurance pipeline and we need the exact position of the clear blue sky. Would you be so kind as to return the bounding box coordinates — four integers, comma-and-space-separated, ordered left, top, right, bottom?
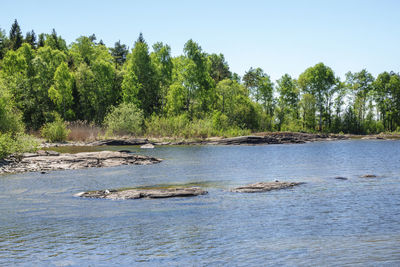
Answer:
1, 0, 400, 81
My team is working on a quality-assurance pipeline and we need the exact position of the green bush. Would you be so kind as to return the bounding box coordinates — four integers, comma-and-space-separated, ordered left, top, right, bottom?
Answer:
41, 117, 70, 142
145, 114, 189, 137
0, 133, 38, 159
103, 102, 144, 136
0, 89, 24, 134
145, 114, 252, 139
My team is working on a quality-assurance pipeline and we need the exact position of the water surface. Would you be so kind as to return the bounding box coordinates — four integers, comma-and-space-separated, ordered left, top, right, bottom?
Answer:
1, 140, 400, 266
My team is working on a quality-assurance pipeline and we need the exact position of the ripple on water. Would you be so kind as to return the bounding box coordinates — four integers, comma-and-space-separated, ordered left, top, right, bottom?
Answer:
1, 140, 400, 265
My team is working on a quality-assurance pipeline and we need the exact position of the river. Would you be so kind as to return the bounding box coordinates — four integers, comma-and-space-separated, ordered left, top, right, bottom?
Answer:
1, 140, 400, 266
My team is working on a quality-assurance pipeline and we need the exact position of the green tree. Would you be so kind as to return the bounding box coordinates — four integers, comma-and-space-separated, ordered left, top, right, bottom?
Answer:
345, 69, 375, 132
9, 19, 23, 51
0, 28, 9, 59
276, 74, 299, 130
48, 62, 73, 118
72, 39, 119, 123
110, 40, 128, 67
182, 39, 214, 116
122, 33, 159, 115
208, 53, 231, 83
151, 42, 173, 113
300, 93, 316, 131
374, 71, 400, 131
25, 30, 36, 48
243, 67, 264, 101
37, 33, 45, 48
298, 63, 336, 131
332, 80, 347, 132
45, 29, 67, 51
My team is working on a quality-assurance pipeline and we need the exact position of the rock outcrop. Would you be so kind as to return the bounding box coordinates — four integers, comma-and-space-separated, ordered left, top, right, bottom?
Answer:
0, 150, 161, 174
231, 181, 303, 193
40, 132, 349, 148
76, 187, 207, 200
154, 132, 348, 146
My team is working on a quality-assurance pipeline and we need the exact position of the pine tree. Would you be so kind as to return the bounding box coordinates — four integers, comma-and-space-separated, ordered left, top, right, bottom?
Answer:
25, 30, 37, 48
89, 34, 96, 42
9, 19, 23, 50
37, 33, 45, 47
110, 40, 128, 66
137, 32, 145, 44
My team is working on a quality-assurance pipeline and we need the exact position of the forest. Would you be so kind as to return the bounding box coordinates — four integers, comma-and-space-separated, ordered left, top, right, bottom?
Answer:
1, 19, 400, 156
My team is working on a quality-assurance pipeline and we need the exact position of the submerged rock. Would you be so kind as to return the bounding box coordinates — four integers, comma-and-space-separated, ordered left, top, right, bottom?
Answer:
231, 181, 303, 193
0, 151, 162, 174
360, 174, 377, 178
77, 187, 207, 200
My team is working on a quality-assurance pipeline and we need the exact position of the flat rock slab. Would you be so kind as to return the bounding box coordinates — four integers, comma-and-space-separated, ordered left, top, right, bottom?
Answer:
0, 150, 161, 174
231, 181, 303, 193
77, 187, 207, 200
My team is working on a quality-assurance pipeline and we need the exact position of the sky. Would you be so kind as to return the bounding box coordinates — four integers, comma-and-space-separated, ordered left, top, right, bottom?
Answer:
1, 0, 400, 82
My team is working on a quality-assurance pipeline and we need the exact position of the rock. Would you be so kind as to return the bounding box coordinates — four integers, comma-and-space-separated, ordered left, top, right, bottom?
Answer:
206, 132, 347, 145
118, 150, 131, 153
89, 139, 149, 146
334, 176, 348, 180
0, 151, 162, 174
78, 187, 208, 200
360, 174, 377, 178
140, 143, 155, 149
231, 181, 303, 193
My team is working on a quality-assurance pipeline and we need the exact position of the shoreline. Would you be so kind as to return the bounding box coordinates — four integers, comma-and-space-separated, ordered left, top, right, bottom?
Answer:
40, 132, 400, 148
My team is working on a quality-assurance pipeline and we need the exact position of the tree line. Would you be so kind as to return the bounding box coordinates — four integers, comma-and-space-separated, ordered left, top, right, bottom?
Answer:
1, 19, 400, 137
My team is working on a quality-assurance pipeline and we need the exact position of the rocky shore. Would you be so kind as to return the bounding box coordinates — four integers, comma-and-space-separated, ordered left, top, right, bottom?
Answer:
231, 181, 304, 193
0, 150, 161, 174
41, 132, 350, 148
76, 187, 207, 200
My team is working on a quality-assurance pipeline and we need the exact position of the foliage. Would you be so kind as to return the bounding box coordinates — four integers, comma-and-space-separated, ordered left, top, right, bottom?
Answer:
144, 114, 250, 139
0, 132, 38, 159
41, 115, 71, 142
122, 34, 158, 116
48, 62, 74, 119
1, 19, 400, 138
103, 102, 144, 136
0, 83, 24, 134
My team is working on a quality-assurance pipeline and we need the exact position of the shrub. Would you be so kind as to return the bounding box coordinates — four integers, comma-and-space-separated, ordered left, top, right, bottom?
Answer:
0, 133, 38, 159
145, 114, 251, 139
103, 102, 144, 136
0, 89, 24, 134
145, 114, 189, 137
41, 117, 70, 142
212, 111, 229, 131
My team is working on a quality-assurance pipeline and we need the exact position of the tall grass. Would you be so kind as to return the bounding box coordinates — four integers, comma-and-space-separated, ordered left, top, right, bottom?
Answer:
67, 121, 103, 142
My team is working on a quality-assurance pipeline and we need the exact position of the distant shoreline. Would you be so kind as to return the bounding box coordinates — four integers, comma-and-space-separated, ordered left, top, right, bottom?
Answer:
41, 132, 400, 148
